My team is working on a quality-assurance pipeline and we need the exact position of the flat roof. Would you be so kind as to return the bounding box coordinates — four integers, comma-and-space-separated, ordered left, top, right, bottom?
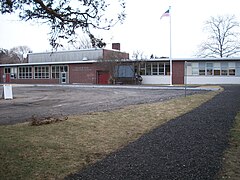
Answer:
28, 48, 103, 56
0, 60, 97, 67
27, 47, 127, 56
1, 57, 240, 67
146, 57, 240, 61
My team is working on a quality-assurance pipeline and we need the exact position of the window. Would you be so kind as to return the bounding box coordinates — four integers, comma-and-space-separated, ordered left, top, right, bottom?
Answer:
34, 66, 50, 79
18, 67, 32, 79
139, 63, 146, 75
138, 62, 170, 76
116, 65, 134, 77
221, 62, 228, 76
146, 63, 151, 75
4, 67, 17, 79
159, 63, 164, 75
191, 63, 199, 75
229, 69, 236, 76
199, 62, 205, 75
52, 65, 68, 79
213, 63, 221, 76
152, 63, 158, 75
165, 63, 170, 75
228, 62, 235, 76
206, 63, 213, 75
236, 62, 240, 76
4, 67, 10, 74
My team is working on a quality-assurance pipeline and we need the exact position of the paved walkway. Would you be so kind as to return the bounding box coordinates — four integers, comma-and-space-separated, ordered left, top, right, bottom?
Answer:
65, 85, 240, 180
0, 83, 220, 91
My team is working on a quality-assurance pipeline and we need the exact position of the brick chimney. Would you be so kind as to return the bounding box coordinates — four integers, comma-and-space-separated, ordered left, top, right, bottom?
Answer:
112, 43, 120, 51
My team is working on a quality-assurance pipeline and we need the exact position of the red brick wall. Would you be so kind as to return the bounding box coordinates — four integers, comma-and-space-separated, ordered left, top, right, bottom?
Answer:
0, 67, 3, 83
0, 63, 110, 85
69, 63, 109, 84
172, 61, 184, 84
9, 79, 58, 84
69, 63, 97, 84
103, 49, 129, 60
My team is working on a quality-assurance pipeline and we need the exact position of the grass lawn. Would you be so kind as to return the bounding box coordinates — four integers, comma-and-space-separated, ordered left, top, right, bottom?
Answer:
218, 112, 240, 179
0, 90, 220, 179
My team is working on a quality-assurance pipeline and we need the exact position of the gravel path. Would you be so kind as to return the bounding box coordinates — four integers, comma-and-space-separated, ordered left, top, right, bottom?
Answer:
65, 85, 240, 180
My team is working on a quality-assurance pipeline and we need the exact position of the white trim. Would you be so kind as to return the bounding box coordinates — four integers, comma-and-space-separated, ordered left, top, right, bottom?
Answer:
187, 76, 240, 84
135, 57, 240, 62
141, 75, 171, 85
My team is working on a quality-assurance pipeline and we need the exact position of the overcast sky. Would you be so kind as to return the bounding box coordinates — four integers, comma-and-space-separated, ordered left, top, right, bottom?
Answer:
0, 0, 240, 58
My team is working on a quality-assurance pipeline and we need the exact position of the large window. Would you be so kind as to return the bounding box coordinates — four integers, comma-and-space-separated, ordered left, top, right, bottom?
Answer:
213, 63, 221, 75
159, 63, 165, 75
165, 63, 170, 75
152, 63, 158, 75
236, 62, 240, 76
190, 62, 239, 76
52, 65, 68, 79
146, 63, 151, 75
116, 65, 134, 77
138, 62, 170, 76
228, 62, 235, 76
191, 63, 199, 75
18, 67, 32, 79
34, 66, 50, 79
4, 67, 17, 79
139, 63, 146, 75
221, 62, 228, 76
199, 62, 205, 75
206, 63, 213, 75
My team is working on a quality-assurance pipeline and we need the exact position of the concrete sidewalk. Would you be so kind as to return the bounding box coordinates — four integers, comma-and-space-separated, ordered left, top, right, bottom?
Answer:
0, 83, 221, 91
65, 85, 240, 180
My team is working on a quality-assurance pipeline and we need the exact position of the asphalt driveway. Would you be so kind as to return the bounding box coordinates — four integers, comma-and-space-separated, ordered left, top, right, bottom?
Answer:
0, 84, 205, 125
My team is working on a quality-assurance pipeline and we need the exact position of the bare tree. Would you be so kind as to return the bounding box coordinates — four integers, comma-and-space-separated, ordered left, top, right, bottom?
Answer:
0, 0, 126, 49
73, 35, 93, 49
10, 46, 32, 62
197, 15, 240, 58
97, 50, 129, 84
0, 48, 20, 64
131, 50, 146, 72
132, 50, 144, 60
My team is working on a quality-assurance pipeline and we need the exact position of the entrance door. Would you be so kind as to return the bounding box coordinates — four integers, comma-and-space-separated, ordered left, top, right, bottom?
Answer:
98, 71, 110, 84
60, 72, 68, 84
5, 74, 10, 83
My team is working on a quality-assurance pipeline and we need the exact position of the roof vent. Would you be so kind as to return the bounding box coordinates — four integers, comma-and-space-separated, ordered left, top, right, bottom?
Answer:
82, 57, 88, 61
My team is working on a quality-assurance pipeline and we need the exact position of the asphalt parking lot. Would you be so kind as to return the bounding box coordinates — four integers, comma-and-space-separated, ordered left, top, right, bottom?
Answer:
0, 85, 206, 125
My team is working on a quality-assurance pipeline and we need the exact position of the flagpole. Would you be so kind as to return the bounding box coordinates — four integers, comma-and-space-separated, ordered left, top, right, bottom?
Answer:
169, 6, 172, 86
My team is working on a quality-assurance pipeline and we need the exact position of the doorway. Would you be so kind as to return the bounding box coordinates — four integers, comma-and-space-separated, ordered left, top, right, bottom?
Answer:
60, 72, 68, 84
97, 71, 110, 84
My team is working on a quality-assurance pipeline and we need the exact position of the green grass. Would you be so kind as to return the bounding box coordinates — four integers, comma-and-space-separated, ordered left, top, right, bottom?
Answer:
0, 90, 220, 179
218, 112, 240, 179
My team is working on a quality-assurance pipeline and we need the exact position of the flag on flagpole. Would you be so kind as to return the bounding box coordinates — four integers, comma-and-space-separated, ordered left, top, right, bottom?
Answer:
160, 9, 170, 19
160, 6, 172, 85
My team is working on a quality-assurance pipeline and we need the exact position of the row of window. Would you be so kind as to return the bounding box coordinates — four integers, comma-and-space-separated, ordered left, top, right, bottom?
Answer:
4, 62, 240, 79
138, 62, 170, 76
4, 65, 68, 79
190, 62, 240, 76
